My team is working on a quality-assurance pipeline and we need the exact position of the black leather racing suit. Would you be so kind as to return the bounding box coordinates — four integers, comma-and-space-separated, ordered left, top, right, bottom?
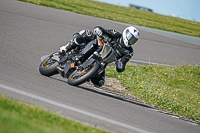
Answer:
60, 26, 134, 88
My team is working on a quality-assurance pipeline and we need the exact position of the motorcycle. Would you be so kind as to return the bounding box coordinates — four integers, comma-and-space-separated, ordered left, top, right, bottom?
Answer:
39, 36, 117, 86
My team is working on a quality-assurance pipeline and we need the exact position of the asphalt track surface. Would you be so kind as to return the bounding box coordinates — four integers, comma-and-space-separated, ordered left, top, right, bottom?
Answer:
0, 0, 200, 133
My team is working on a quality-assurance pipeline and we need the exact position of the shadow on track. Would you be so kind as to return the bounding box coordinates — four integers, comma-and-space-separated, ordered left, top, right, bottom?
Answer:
49, 76, 154, 109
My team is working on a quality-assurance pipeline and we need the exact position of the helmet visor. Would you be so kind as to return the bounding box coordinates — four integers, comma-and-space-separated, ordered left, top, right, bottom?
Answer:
126, 29, 138, 45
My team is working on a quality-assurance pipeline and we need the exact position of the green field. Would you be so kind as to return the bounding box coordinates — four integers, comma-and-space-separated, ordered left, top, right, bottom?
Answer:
19, 0, 200, 37
106, 65, 200, 121
0, 94, 108, 133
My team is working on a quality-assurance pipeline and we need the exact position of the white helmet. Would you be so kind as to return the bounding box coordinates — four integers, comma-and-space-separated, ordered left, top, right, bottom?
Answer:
122, 26, 140, 47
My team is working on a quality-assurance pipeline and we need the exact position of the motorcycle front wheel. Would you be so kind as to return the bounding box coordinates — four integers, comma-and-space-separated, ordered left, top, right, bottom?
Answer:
39, 52, 59, 76
68, 62, 100, 86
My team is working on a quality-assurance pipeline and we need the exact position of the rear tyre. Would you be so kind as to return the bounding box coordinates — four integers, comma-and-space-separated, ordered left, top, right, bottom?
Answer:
68, 62, 100, 86
39, 53, 59, 76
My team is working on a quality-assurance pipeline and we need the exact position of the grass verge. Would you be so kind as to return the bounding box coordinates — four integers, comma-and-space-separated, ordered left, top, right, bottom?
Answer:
19, 0, 200, 37
0, 94, 108, 133
106, 65, 200, 121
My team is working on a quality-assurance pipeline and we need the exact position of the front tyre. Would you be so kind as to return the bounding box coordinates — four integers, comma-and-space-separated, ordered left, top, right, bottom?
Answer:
68, 62, 100, 86
39, 53, 59, 76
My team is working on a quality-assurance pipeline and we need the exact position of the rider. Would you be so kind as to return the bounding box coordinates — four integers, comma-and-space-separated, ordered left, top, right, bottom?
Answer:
58, 26, 140, 88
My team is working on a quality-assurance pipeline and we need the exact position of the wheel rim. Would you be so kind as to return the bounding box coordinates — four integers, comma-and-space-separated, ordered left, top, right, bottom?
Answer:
43, 54, 58, 67
70, 63, 94, 80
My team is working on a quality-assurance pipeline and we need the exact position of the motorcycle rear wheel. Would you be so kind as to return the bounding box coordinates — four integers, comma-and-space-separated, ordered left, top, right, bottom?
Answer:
68, 62, 100, 86
39, 53, 59, 76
